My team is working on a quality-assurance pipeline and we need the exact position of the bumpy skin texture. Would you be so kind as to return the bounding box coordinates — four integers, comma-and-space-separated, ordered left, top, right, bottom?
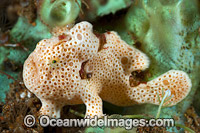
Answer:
85, 32, 192, 106
23, 22, 192, 118
23, 21, 101, 118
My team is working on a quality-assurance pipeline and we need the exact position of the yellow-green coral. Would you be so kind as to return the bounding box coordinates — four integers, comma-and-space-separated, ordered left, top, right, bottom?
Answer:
39, 0, 81, 27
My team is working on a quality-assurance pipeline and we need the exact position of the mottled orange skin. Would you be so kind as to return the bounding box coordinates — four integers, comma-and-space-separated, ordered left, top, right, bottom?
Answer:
85, 32, 192, 107
23, 22, 192, 118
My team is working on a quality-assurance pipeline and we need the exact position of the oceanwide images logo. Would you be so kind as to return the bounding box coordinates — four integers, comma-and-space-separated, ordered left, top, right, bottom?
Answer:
24, 115, 175, 129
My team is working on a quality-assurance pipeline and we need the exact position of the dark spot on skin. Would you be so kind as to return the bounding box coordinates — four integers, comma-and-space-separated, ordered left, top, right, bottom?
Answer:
58, 34, 72, 41
94, 32, 106, 52
79, 60, 89, 79
58, 34, 67, 40
129, 71, 147, 87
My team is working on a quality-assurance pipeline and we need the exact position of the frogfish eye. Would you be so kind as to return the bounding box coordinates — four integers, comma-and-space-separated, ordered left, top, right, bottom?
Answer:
52, 60, 57, 63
